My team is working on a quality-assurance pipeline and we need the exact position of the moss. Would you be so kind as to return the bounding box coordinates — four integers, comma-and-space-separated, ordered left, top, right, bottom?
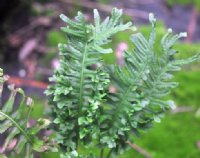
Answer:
47, 30, 66, 47
171, 70, 200, 106
132, 112, 200, 158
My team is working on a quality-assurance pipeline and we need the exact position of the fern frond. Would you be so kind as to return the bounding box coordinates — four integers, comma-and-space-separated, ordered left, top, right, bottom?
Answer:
101, 13, 200, 152
0, 68, 52, 157
46, 8, 133, 155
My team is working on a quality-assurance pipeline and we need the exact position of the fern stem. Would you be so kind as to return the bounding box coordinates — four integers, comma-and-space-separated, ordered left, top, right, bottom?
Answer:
25, 102, 33, 130
0, 110, 32, 143
77, 43, 89, 148
25, 143, 32, 158
79, 44, 88, 112
113, 85, 132, 119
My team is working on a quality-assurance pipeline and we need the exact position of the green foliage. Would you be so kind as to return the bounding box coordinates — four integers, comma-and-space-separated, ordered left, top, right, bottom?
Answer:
46, 9, 200, 157
46, 8, 133, 157
0, 68, 53, 157
99, 13, 199, 154
105, 24, 200, 157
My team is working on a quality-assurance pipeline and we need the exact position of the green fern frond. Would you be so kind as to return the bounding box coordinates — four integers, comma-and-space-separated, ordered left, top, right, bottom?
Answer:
0, 68, 52, 157
101, 13, 200, 152
46, 8, 133, 155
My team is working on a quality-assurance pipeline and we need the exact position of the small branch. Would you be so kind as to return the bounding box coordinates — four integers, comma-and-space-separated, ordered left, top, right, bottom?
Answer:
127, 140, 152, 158
59, 0, 149, 20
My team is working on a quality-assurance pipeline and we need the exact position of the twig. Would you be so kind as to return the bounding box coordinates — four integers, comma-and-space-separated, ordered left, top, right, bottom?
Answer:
59, 0, 149, 20
127, 140, 152, 158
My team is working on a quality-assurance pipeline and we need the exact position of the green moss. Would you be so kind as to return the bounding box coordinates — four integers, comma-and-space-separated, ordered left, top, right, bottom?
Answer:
171, 70, 200, 106
174, 43, 200, 58
47, 31, 66, 47
132, 112, 200, 158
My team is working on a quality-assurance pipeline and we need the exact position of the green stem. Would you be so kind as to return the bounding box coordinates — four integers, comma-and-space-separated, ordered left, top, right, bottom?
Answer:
0, 110, 32, 143
79, 44, 88, 113
106, 148, 113, 158
77, 43, 89, 148
100, 148, 104, 158
25, 143, 32, 158
25, 100, 34, 130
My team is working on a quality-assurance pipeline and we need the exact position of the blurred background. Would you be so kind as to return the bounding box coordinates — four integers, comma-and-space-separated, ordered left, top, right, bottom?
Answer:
0, 0, 200, 157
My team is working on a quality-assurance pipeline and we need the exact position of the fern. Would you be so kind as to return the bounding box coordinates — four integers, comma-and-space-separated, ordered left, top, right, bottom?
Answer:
98, 13, 200, 153
45, 8, 133, 157
0, 68, 53, 157
46, 9, 200, 157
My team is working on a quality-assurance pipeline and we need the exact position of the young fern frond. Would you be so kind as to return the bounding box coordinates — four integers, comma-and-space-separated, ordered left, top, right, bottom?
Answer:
46, 8, 133, 156
0, 68, 52, 157
101, 13, 200, 152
